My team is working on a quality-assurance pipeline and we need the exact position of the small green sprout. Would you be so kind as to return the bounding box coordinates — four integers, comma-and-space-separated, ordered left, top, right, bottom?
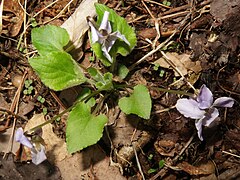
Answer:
159, 160, 165, 169
42, 107, 48, 115
23, 80, 34, 95
30, 18, 38, 27
162, 0, 171, 6
148, 154, 154, 160
148, 168, 157, 174
37, 96, 45, 104
159, 69, 165, 77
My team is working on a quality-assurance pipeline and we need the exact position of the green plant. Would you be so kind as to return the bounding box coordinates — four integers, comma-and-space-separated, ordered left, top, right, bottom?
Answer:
23, 79, 34, 95
37, 96, 45, 104
28, 3, 151, 154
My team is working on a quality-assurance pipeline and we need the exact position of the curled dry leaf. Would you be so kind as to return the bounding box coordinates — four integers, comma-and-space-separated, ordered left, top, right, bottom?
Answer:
61, 0, 97, 60
154, 52, 202, 76
2, 0, 24, 37
177, 161, 215, 175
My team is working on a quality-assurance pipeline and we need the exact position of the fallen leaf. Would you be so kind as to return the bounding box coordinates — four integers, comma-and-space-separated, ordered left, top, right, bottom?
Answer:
0, 127, 19, 154
61, 0, 97, 60
154, 52, 202, 76
57, 145, 126, 180
177, 161, 215, 175
2, 0, 24, 36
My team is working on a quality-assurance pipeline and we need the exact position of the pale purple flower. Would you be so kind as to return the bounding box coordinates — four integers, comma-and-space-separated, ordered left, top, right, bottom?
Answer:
88, 11, 130, 63
15, 128, 47, 165
31, 144, 47, 165
15, 128, 33, 149
176, 84, 234, 141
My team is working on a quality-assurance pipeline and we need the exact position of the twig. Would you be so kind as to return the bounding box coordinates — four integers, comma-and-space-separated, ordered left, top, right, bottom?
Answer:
222, 150, 240, 159
144, 0, 172, 9
0, 108, 28, 122
141, 0, 160, 48
150, 134, 195, 180
129, 29, 177, 71
3, 71, 27, 158
129, 10, 191, 71
133, 143, 145, 180
33, 0, 61, 18
0, 0, 4, 33
42, 0, 75, 25
160, 51, 196, 91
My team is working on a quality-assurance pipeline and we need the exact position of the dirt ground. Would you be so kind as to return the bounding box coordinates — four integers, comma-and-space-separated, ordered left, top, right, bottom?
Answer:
1, 0, 240, 179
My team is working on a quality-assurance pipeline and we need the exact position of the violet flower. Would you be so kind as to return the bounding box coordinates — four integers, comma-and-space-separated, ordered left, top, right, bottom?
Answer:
88, 11, 130, 63
176, 84, 234, 141
15, 128, 47, 165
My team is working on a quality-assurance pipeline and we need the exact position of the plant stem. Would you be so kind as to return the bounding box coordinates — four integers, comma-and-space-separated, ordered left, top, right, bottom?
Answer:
150, 87, 193, 97
25, 89, 102, 135
110, 56, 117, 73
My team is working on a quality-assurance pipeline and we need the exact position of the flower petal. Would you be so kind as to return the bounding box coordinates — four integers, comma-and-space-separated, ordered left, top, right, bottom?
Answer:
88, 21, 103, 44
101, 44, 113, 63
104, 34, 118, 52
15, 128, 33, 149
195, 119, 204, 141
197, 84, 213, 109
213, 97, 234, 107
202, 107, 219, 127
31, 144, 47, 165
176, 98, 205, 119
99, 11, 112, 34
111, 31, 130, 46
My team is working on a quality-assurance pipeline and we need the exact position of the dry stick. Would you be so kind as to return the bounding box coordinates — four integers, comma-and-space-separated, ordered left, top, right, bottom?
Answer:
150, 134, 195, 180
141, 0, 161, 48
222, 150, 240, 159
33, 0, 61, 18
0, 108, 28, 122
3, 71, 27, 158
144, 0, 172, 9
161, 4, 190, 15
160, 51, 196, 91
42, 0, 75, 25
0, 0, 4, 33
133, 143, 145, 180
18, 0, 30, 16
128, 30, 177, 71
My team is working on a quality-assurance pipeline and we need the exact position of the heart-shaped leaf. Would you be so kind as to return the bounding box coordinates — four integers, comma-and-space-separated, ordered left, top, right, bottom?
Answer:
29, 51, 86, 91
31, 25, 69, 56
66, 102, 108, 153
119, 84, 152, 119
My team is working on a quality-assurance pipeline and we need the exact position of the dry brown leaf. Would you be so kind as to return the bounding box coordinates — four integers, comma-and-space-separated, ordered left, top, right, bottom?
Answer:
177, 161, 215, 175
57, 145, 126, 180
24, 114, 68, 163
2, 0, 24, 37
0, 127, 19, 154
61, 0, 97, 60
154, 52, 202, 76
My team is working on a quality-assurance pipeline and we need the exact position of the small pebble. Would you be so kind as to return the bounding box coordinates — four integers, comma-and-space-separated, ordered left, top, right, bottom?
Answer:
12, 74, 23, 88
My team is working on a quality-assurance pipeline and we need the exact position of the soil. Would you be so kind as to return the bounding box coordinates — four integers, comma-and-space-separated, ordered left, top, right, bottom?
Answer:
1, 0, 240, 179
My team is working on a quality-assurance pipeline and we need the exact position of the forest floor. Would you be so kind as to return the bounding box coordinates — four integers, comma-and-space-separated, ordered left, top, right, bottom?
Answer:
0, 0, 240, 179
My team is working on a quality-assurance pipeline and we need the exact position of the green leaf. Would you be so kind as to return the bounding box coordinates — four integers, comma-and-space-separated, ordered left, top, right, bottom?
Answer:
77, 88, 96, 107
148, 168, 157, 174
31, 25, 69, 56
91, 3, 137, 66
159, 160, 165, 169
119, 85, 152, 119
29, 52, 86, 91
117, 64, 129, 79
66, 102, 108, 153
